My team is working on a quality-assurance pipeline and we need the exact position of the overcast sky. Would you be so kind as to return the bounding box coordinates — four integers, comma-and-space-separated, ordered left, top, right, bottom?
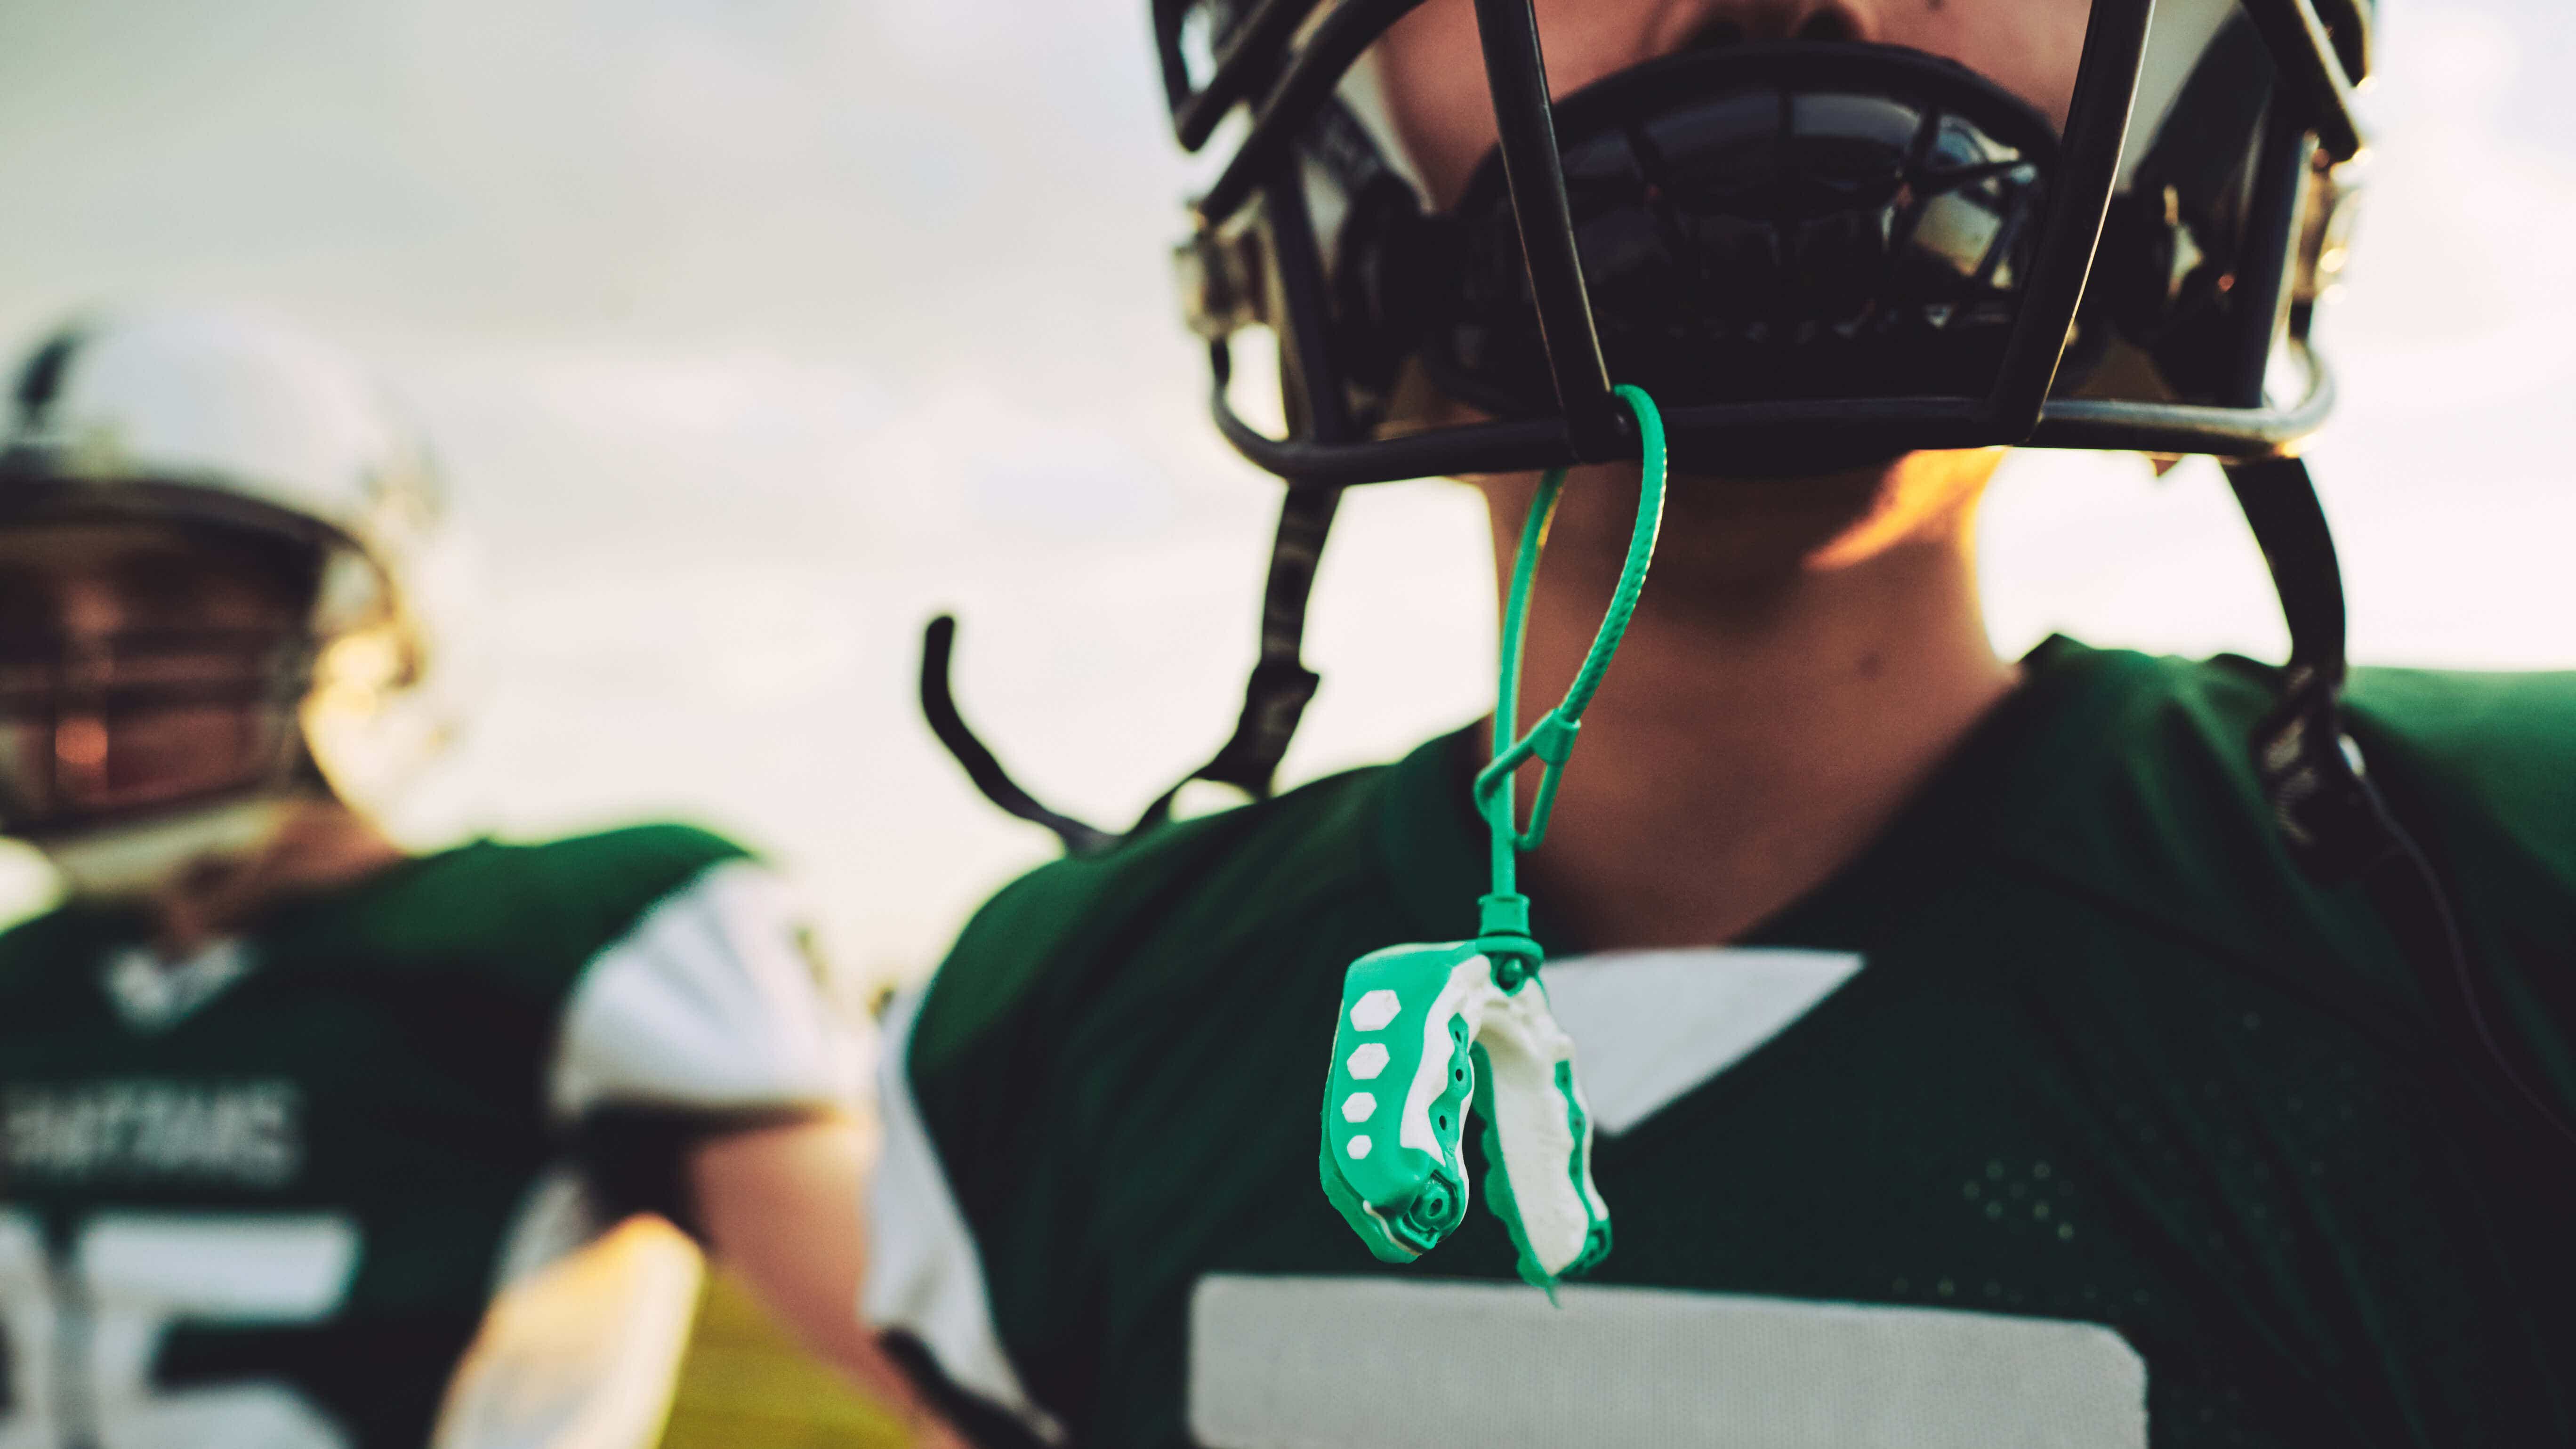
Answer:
0, 0, 2569, 977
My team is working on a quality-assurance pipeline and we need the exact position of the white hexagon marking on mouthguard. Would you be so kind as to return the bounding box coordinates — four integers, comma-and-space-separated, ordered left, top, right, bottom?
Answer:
1346, 1043, 1390, 1080
1350, 990, 1401, 1032
1347, 1135, 1373, 1159
1341, 1091, 1377, 1123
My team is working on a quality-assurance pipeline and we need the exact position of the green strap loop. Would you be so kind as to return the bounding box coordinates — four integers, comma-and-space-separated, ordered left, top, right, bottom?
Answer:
1472, 385, 1669, 985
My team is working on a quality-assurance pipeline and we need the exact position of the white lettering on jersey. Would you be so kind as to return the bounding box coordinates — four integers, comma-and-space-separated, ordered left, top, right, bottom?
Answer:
0, 1208, 357, 1449
3, 1081, 301, 1189
1189, 1275, 2146, 1449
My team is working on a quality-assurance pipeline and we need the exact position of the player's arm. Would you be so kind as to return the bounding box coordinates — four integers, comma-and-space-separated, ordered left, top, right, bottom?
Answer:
550, 849, 976, 1446
690, 1116, 974, 1449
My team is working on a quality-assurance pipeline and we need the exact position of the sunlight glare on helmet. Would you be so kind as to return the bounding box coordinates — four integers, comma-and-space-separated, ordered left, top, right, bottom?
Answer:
1218, 328, 1287, 442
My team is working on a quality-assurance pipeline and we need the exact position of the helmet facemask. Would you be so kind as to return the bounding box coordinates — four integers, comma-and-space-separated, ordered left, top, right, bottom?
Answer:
1164, 0, 2370, 483
0, 521, 329, 897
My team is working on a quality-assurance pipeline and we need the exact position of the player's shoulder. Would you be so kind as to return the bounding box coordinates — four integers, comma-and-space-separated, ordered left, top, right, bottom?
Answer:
2084, 641, 2576, 878
913, 756, 1402, 1074
478, 821, 758, 903
348, 821, 767, 985
2004, 638, 2576, 935
0, 902, 115, 1006
2344, 662, 2576, 885
2045, 636, 2576, 800
1995, 637, 2282, 838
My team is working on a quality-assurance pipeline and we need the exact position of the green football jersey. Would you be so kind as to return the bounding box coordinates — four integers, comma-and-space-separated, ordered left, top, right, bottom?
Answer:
0, 824, 864, 1449
869, 638, 2576, 1449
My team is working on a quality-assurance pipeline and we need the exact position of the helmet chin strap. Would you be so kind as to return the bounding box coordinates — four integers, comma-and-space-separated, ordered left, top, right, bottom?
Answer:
2224, 456, 2576, 1157
39, 793, 298, 902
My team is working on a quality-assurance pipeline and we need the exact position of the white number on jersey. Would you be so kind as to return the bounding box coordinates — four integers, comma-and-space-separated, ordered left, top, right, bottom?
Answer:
0, 1208, 358, 1449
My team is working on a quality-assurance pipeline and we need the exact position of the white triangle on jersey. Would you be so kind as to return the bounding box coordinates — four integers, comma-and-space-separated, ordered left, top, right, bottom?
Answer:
1537, 948, 1864, 1136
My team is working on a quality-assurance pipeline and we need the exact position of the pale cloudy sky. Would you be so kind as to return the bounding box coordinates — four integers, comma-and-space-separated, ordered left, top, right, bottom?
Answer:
0, 0, 2568, 977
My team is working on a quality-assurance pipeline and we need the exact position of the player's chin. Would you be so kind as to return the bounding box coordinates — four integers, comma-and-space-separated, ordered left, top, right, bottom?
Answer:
1416, 388, 1945, 493
1658, 446, 2004, 580
1678, 443, 2006, 497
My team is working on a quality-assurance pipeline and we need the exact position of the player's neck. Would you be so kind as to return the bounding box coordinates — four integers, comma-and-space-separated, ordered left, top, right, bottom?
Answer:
146, 797, 408, 957
1502, 521, 2017, 950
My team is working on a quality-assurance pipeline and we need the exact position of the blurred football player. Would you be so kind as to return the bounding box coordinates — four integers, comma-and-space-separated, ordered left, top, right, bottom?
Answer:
869, 0, 2576, 1445
0, 309, 960, 1449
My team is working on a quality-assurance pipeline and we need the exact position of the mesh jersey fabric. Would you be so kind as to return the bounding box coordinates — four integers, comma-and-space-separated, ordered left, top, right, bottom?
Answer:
882, 636, 2576, 1449
0, 823, 860, 1449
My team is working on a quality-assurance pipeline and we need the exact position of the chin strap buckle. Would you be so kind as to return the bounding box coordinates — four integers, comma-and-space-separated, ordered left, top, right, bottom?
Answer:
2246, 662, 2399, 884
2222, 455, 2405, 885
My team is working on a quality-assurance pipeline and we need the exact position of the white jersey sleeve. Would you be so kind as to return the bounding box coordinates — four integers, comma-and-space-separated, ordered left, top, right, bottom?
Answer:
545, 859, 870, 1121
863, 990, 1067, 1445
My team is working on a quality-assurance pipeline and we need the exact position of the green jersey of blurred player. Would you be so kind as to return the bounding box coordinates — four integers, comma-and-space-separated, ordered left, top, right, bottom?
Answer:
0, 308, 958, 1449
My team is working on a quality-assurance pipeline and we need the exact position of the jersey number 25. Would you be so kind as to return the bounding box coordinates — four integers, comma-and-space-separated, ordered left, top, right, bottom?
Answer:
0, 1209, 357, 1449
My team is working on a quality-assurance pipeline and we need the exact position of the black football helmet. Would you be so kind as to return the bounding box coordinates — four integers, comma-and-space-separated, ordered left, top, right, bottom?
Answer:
1101, 0, 2383, 842
934, 0, 2380, 848
1158, 0, 2367, 483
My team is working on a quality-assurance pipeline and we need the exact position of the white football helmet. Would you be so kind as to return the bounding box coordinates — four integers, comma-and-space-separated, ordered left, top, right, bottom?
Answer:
0, 306, 457, 895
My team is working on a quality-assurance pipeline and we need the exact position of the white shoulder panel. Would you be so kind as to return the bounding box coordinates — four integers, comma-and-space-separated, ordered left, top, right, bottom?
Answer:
862, 990, 1066, 1446
548, 860, 869, 1121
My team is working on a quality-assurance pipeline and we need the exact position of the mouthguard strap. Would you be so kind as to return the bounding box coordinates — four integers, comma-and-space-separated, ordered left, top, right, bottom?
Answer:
1472, 384, 1667, 980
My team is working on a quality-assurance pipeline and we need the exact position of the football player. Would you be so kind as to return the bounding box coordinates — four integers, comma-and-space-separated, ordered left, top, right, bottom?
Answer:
869, 0, 2576, 1446
0, 309, 961, 1449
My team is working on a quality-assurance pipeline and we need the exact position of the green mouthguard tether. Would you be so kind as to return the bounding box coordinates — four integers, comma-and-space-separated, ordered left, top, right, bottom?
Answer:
1320, 384, 1667, 1288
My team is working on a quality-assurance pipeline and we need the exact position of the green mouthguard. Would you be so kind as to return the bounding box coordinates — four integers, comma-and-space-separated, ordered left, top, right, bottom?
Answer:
1319, 384, 1666, 1288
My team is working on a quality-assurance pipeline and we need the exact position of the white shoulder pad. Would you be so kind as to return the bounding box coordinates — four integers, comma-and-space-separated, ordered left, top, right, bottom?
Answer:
547, 860, 869, 1121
